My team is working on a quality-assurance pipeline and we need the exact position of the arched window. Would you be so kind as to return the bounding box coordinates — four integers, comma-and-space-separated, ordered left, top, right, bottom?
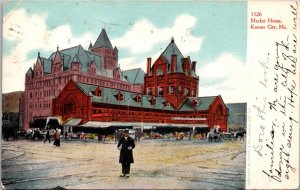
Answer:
156, 69, 163, 76
216, 105, 223, 115
63, 96, 76, 114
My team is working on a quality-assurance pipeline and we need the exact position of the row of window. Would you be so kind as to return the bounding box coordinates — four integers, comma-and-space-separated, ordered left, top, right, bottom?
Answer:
29, 100, 51, 109
27, 75, 73, 89
28, 89, 57, 99
146, 86, 195, 96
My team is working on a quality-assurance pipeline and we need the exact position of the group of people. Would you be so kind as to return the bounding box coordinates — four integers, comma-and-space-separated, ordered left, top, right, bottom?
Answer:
43, 129, 61, 147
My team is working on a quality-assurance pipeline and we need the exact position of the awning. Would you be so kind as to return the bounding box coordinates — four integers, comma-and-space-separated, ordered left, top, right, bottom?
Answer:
79, 121, 208, 128
80, 121, 110, 128
64, 119, 82, 126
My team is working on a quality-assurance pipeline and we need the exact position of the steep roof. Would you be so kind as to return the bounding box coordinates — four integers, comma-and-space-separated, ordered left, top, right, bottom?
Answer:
48, 45, 102, 72
122, 68, 145, 84
158, 39, 197, 77
75, 82, 175, 111
161, 39, 184, 73
39, 57, 52, 75
93, 29, 113, 49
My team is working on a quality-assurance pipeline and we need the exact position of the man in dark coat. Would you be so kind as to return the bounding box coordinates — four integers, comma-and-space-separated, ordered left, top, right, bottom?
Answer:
44, 130, 51, 143
117, 130, 135, 177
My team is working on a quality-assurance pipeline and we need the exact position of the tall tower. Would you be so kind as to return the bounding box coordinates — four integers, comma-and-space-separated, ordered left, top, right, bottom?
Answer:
89, 29, 118, 70
144, 38, 199, 109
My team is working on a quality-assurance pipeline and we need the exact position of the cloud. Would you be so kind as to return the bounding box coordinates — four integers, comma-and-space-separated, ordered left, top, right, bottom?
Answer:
112, 14, 202, 55
198, 54, 250, 103
2, 8, 95, 93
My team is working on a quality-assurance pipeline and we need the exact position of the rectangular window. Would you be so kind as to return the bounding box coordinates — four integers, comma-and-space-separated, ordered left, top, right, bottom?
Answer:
169, 86, 174, 94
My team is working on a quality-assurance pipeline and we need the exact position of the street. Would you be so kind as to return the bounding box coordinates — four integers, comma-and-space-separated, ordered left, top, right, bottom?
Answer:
2, 139, 245, 189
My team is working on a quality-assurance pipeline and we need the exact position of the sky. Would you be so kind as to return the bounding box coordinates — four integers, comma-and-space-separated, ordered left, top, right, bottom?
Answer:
2, 0, 248, 103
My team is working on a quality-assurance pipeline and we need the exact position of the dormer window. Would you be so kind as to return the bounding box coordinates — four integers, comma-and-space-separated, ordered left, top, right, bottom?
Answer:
150, 97, 156, 105
135, 95, 141, 103
191, 99, 198, 107
164, 101, 170, 107
116, 91, 124, 101
95, 87, 102, 97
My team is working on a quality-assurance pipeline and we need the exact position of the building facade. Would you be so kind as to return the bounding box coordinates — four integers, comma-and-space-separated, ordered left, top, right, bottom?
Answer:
52, 39, 228, 132
24, 29, 143, 129
2, 91, 24, 139
144, 38, 199, 109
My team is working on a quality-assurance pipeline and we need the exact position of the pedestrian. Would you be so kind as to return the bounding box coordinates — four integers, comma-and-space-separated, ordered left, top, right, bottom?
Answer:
44, 130, 51, 143
117, 130, 135, 177
53, 130, 60, 147
57, 129, 61, 146
114, 130, 118, 143
64, 131, 68, 140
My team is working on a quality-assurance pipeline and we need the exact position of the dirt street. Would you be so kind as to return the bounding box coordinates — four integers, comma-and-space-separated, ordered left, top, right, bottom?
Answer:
1, 139, 245, 189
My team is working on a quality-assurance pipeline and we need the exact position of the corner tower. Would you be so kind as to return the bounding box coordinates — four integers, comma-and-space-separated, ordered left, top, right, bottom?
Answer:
89, 29, 118, 70
144, 38, 199, 109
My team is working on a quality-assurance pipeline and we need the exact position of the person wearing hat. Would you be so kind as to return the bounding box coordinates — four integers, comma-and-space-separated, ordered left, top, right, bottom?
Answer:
117, 129, 135, 177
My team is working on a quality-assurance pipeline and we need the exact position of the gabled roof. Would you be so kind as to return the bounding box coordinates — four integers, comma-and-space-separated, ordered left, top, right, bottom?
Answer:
93, 29, 113, 49
75, 82, 175, 111
26, 67, 33, 76
122, 68, 145, 84
178, 96, 217, 111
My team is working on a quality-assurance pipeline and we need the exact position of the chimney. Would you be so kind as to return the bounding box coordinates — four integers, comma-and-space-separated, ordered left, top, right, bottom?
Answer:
192, 61, 196, 71
171, 55, 177, 73
146, 57, 151, 76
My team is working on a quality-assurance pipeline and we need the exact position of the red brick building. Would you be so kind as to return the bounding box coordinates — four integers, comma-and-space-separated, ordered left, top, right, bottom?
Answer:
52, 39, 228, 133
24, 29, 143, 129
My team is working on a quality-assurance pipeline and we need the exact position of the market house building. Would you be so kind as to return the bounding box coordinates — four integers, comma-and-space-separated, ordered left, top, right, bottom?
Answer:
24, 29, 143, 129
52, 39, 228, 133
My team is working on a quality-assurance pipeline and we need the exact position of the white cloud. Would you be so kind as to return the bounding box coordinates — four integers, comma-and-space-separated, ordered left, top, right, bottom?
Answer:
198, 54, 250, 103
2, 9, 95, 93
112, 14, 202, 55
119, 57, 141, 71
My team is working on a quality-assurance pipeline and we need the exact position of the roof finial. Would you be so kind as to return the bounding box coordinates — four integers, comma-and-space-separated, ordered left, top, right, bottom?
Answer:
171, 37, 175, 43
38, 51, 40, 57
57, 45, 59, 51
